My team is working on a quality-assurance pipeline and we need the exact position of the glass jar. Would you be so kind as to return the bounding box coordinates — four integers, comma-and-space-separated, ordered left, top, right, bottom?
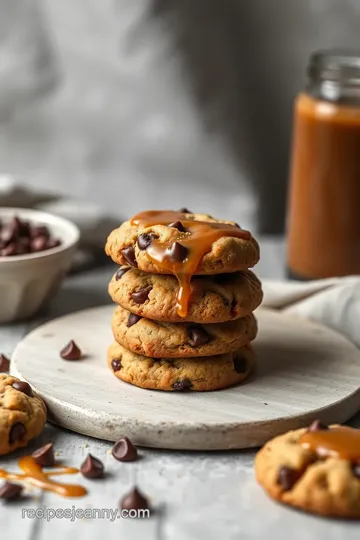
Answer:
287, 50, 360, 279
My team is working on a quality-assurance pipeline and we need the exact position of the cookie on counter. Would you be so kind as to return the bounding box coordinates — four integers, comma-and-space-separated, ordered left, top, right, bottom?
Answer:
255, 421, 360, 519
109, 267, 263, 323
105, 210, 259, 275
111, 305, 257, 358
0, 374, 46, 455
108, 341, 255, 391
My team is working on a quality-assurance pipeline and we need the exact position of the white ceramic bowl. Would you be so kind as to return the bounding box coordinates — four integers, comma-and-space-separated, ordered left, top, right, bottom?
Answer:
0, 208, 80, 323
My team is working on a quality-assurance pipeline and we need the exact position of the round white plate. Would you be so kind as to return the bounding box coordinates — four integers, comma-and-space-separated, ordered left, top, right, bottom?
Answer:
11, 306, 360, 450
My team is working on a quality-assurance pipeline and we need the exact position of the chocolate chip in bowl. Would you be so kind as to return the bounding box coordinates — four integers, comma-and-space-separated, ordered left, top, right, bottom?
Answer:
0, 208, 79, 323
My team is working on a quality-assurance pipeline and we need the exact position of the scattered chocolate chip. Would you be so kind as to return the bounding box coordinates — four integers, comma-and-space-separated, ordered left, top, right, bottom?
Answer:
277, 466, 300, 491
0, 482, 23, 501
172, 379, 193, 391
168, 220, 186, 232
12, 381, 33, 397
187, 326, 210, 347
112, 437, 138, 462
308, 420, 329, 432
80, 454, 104, 479
121, 246, 138, 267
115, 267, 130, 281
111, 359, 121, 372
177, 207, 191, 214
0, 354, 10, 372
131, 286, 152, 305
352, 464, 360, 479
9, 423, 26, 444
166, 242, 188, 263
233, 357, 247, 373
137, 233, 158, 250
32, 443, 55, 467
127, 313, 142, 327
60, 340, 82, 360
120, 486, 150, 511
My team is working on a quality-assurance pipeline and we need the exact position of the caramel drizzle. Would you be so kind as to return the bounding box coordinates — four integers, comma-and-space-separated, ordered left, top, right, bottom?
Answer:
299, 426, 360, 461
0, 457, 87, 497
131, 210, 251, 317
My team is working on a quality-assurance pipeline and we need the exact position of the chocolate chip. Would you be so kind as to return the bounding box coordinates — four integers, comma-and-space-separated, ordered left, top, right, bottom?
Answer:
177, 207, 191, 214
32, 443, 55, 467
121, 246, 138, 267
12, 381, 33, 397
172, 379, 193, 391
120, 486, 150, 511
166, 242, 188, 262
187, 326, 210, 347
111, 359, 121, 372
60, 340, 82, 360
127, 313, 142, 327
131, 286, 152, 305
9, 423, 26, 444
352, 464, 360, 479
80, 454, 104, 479
137, 233, 158, 250
46, 238, 61, 250
30, 235, 48, 253
277, 466, 300, 491
1, 224, 17, 246
115, 267, 130, 281
30, 225, 50, 239
0, 243, 17, 256
233, 357, 247, 373
0, 354, 10, 372
0, 482, 23, 501
112, 437, 138, 462
308, 420, 329, 432
168, 221, 186, 232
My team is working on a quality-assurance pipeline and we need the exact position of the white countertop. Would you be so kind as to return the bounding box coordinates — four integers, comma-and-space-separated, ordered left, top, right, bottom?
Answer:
1, 238, 360, 540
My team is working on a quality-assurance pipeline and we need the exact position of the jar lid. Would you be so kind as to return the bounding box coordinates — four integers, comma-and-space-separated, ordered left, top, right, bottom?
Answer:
309, 50, 360, 85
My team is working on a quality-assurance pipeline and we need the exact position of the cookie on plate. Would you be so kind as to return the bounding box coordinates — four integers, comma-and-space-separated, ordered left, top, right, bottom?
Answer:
0, 374, 47, 455
108, 341, 255, 391
109, 267, 263, 323
105, 210, 259, 275
111, 305, 257, 358
255, 421, 360, 519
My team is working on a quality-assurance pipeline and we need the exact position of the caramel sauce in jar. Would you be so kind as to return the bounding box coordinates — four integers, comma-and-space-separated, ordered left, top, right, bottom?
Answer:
287, 51, 360, 279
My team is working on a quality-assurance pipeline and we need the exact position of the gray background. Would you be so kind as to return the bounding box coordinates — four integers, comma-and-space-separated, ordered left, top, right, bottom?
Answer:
0, 0, 359, 232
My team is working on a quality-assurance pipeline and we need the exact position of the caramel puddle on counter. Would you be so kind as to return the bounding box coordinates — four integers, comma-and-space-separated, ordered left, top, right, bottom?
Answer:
132, 210, 251, 317
299, 426, 360, 461
0, 456, 87, 497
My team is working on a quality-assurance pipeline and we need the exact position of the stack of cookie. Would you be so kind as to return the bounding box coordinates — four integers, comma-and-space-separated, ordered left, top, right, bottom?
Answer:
105, 210, 262, 392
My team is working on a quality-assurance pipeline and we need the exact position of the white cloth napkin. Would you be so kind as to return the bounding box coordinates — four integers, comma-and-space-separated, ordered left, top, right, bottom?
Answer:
262, 277, 360, 348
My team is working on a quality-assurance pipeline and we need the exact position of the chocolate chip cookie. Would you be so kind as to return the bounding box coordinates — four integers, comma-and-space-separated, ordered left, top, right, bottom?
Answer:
108, 341, 255, 391
0, 374, 46, 455
255, 421, 360, 518
111, 305, 257, 358
105, 210, 259, 275
109, 267, 263, 323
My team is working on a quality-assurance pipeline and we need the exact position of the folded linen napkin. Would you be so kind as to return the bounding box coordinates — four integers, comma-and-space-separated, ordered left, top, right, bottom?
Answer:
262, 277, 360, 349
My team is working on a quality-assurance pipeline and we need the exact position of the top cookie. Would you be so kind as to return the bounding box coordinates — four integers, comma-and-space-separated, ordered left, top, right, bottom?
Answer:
105, 210, 260, 275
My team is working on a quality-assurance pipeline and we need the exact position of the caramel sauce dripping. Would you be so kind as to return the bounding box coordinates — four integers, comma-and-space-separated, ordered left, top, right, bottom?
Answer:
299, 426, 360, 461
0, 456, 87, 497
131, 210, 251, 317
